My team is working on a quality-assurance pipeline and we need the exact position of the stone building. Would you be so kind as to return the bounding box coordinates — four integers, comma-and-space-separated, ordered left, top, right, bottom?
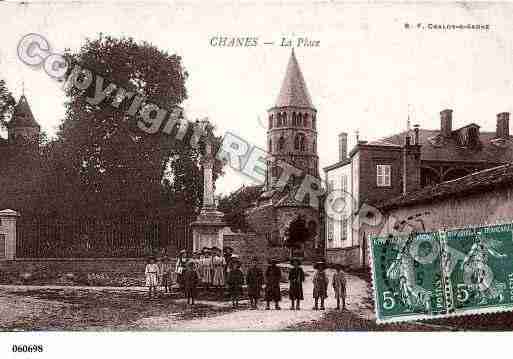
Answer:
5, 95, 40, 144
0, 95, 42, 209
324, 109, 513, 268
0, 94, 40, 152
245, 50, 322, 260
372, 163, 513, 241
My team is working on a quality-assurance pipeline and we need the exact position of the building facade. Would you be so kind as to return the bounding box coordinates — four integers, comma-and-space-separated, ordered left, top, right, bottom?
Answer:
371, 163, 513, 241
325, 109, 513, 268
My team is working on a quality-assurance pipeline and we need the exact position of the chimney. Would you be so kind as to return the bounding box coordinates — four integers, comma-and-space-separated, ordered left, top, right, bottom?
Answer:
338, 132, 348, 161
440, 109, 453, 137
402, 133, 421, 195
413, 124, 420, 145
497, 112, 510, 138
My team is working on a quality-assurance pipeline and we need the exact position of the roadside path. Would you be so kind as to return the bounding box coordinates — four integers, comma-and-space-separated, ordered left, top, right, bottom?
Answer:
134, 266, 374, 330
0, 267, 375, 330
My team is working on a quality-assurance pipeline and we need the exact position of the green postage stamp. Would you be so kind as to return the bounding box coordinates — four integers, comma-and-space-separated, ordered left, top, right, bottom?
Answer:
370, 223, 513, 323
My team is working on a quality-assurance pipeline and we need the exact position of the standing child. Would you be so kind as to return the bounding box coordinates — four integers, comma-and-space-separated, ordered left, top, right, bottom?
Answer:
183, 261, 199, 305
161, 256, 173, 294
265, 259, 282, 310
203, 249, 213, 289
227, 259, 244, 308
192, 252, 201, 280
198, 251, 206, 284
288, 258, 305, 310
312, 262, 328, 310
212, 248, 226, 295
145, 256, 159, 299
156, 256, 164, 295
175, 250, 187, 290
246, 257, 264, 309
332, 264, 347, 310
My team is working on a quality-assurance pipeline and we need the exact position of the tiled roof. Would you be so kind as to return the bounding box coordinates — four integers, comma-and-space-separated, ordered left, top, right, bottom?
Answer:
367, 128, 513, 164
6, 95, 39, 129
274, 49, 314, 109
323, 158, 351, 172
378, 164, 513, 209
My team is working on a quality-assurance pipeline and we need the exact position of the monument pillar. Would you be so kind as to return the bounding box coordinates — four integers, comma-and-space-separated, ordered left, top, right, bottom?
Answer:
0, 209, 20, 260
190, 125, 226, 252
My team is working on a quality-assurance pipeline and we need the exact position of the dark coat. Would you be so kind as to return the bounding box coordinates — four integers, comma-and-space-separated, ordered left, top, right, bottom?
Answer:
227, 268, 244, 297
313, 270, 328, 299
288, 267, 305, 300
246, 266, 264, 299
183, 268, 199, 297
265, 265, 282, 302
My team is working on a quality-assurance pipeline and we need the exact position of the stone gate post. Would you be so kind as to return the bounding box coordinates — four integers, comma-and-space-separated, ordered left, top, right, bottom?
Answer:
0, 209, 20, 260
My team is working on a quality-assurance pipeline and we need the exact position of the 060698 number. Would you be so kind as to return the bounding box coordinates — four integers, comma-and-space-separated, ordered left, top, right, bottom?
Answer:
12, 345, 44, 353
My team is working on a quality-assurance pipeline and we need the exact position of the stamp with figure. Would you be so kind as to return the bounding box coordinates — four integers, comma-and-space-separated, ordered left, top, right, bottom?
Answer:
445, 223, 513, 316
371, 223, 513, 323
370, 232, 447, 323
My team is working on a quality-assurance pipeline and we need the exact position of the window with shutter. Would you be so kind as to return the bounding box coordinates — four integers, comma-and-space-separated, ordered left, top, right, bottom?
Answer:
377, 164, 391, 187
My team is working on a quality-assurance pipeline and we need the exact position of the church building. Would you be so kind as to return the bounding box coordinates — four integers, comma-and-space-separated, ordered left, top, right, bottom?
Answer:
0, 94, 42, 211
245, 50, 323, 260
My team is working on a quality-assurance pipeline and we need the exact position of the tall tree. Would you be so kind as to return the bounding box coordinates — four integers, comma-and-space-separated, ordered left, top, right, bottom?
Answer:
0, 79, 15, 131
51, 35, 222, 215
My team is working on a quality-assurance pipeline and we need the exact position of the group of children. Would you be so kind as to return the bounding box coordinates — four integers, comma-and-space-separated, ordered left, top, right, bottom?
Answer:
175, 248, 228, 291
144, 252, 348, 311
144, 255, 175, 298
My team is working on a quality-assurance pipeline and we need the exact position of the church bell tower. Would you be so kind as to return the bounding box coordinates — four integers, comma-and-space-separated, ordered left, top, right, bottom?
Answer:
266, 49, 319, 190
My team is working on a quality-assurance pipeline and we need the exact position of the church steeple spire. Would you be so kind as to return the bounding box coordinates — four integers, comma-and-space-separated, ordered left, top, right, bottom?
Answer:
274, 49, 314, 109
7, 95, 40, 129
7, 94, 40, 144
265, 51, 319, 190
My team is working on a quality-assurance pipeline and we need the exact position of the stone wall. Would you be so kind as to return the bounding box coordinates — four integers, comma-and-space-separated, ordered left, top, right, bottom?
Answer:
368, 182, 513, 239
223, 233, 268, 270
0, 258, 159, 286
326, 246, 361, 267
0, 209, 19, 260
246, 203, 276, 236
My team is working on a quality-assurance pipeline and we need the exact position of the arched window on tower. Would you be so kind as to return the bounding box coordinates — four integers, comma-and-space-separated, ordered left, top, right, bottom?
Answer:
313, 139, 316, 152
269, 138, 272, 152
278, 136, 285, 151
312, 114, 316, 129
272, 164, 280, 178
294, 133, 306, 151
303, 113, 309, 127
292, 112, 297, 126
281, 112, 287, 126
269, 114, 273, 129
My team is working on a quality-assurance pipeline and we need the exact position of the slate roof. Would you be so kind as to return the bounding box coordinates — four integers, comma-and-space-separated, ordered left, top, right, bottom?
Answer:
273, 49, 314, 109
367, 128, 513, 164
6, 95, 39, 129
378, 164, 513, 210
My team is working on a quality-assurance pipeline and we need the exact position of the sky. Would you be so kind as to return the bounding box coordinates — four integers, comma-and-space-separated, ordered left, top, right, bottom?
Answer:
1, 1, 513, 195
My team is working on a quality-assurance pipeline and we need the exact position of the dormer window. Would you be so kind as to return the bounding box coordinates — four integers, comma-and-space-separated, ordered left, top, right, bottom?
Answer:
457, 124, 480, 148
